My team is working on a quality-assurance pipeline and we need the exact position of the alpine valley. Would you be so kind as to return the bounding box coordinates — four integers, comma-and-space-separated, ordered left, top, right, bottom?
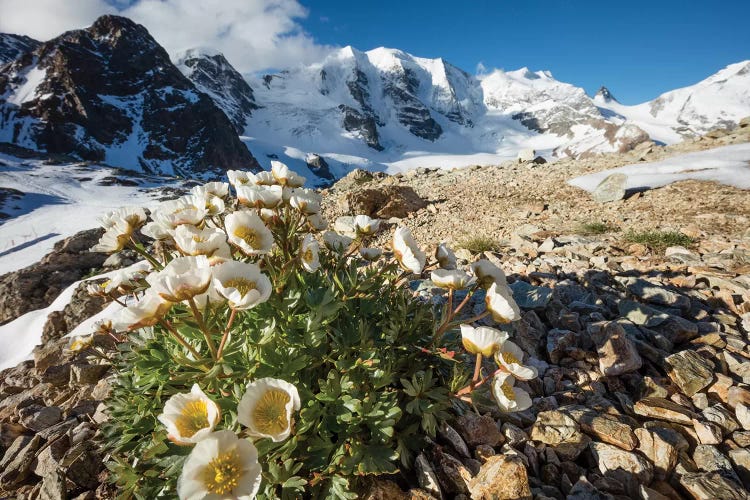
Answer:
1, 15, 749, 185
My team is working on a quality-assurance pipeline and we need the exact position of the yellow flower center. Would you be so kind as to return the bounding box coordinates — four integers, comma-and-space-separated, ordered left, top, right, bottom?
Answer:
501, 351, 521, 365
252, 389, 290, 436
175, 400, 209, 438
500, 381, 516, 401
192, 235, 208, 243
234, 227, 261, 248
202, 450, 242, 495
302, 248, 314, 263
69, 338, 92, 352
224, 278, 257, 297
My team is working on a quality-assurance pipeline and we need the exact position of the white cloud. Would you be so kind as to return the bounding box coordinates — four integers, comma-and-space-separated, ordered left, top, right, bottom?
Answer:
0, 0, 335, 73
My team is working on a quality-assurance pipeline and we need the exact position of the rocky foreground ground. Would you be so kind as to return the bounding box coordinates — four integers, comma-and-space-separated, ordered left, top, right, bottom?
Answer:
1, 122, 749, 499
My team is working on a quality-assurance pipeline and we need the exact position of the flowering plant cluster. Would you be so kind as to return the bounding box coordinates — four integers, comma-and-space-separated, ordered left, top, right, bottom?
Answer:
88, 161, 537, 498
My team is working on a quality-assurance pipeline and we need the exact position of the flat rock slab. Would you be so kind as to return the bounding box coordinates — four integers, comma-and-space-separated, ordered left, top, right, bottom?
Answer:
680, 472, 748, 500
634, 397, 698, 424
468, 455, 532, 500
510, 280, 553, 309
592, 173, 627, 203
590, 321, 643, 376
665, 350, 714, 397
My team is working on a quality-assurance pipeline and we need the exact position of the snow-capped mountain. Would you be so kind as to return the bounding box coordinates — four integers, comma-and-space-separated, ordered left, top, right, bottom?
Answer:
175, 48, 258, 133
594, 61, 750, 144
1, 15, 748, 185
0, 34, 40, 65
0, 16, 258, 177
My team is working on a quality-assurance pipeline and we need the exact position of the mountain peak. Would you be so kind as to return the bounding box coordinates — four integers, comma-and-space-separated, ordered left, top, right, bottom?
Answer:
595, 86, 617, 102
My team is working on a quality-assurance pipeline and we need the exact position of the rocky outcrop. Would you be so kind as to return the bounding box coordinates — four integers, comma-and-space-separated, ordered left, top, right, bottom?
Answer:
305, 153, 335, 183
0, 15, 259, 177
0, 34, 40, 65
176, 48, 258, 133
0, 229, 105, 324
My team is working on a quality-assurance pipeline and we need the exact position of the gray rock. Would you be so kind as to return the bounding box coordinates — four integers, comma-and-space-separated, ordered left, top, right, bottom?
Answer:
0, 434, 41, 488
679, 472, 748, 500
619, 277, 691, 312
590, 321, 642, 376
438, 422, 470, 458
546, 329, 577, 364
415, 453, 442, 499
529, 410, 590, 460
693, 444, 736, 478
453, 413, 503, 448
501, 422, 528, 447
664, 350, 714, 397
33, 435, 70, 477
703, 404, 740, 433
70, 363, 110, 384
19, 405, 63, 431
591, 173, 627, 203
510, 280, 552, 309
729, 448, 750, 487
589, 442, 653, 496
38, 469, 68, 500
618, 300, 698, 343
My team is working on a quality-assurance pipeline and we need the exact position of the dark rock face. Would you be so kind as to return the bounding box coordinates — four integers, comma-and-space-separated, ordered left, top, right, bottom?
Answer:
595, 86, 617, 102
305, 153, 335, 182
382, 67, 443, 141
338, 104, 383, 151
176, 49, 258, 133
0, 15, 258, 177
0, 34, 40, 65
0, 229, 105, 325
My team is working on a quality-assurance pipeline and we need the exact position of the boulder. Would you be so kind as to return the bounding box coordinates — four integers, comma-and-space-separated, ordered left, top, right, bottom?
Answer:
591, 173, 627, 203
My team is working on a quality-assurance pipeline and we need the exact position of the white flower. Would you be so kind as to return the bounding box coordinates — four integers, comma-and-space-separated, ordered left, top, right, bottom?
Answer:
225, 211, 274, 256
174, 225, 231, 259
271, 161, 305, 187
430, 269, 474, 290
99, 206, 147, 230
152, 196, 207, 229
495, 340, 538, 380
393, 227, 426, 274
299, 234, 320, 272
236, 184, 283, 209
471, 259, 508, 289
227, 169, 253, 187
114, 289, 172, 330
289, 188, 321, 215
333, 217, 358, 238
66, 334, 94, 353
237, 378, 301, 442
140, 220, 174, 240
251, 171, 277, 186
353, 215, 380, 236
359, 247, 383, 261
191, 182, 229, 199
485, 282, 521, 323
460, 324, 509, 357
192, 191, 226, 216
149, 255, 213, 302
177, 430, 262, 499
322, 231, 353, 254
157, 384, 221, 445
435, 242, 457, 270
306, 213, 328, 231
91, 220, 133, 253
492, 372, 533, 413
212, 260, 272, 310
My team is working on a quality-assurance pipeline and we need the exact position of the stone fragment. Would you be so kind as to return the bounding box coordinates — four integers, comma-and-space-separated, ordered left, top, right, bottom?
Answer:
453, 413, 503, 448
19, 405, 63, 432
618, 300, 698, 344
0, 434, 41, 488
679, 472, 747, 500
38, 469, 67, 500
620, 277, 691, 312
432, 449, 471, 496
591, 173, 627, 203
703, 404, 740, 433
468, 455, 532, 500
707, 373, 734, 403
63, 444, 101, 489
693, 444, 736, 478
565, 406, 637, 450
590, 321, 642, 376
590, 442, 653, 496
530, 410, 591, 460
509, 280, 552, 309
664, 350, 714, 397
692, 419, 723, 444
729, 386, 750, 409
70, 363, 110, 384
501, 422, 528, 447
635, 426, 686, 480
734, 431, 750, 447
546, 329, 577, 364
634, 397, 698, 424
414, 453, 441, 500
438, 422, 470, 458
363, 479, 408, 499
729, 448, 750, 487
737, 403, 750, 430
33, 435, 71, 477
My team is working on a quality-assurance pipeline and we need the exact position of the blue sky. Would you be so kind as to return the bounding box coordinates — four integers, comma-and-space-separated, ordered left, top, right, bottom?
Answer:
299, 0, 750, 104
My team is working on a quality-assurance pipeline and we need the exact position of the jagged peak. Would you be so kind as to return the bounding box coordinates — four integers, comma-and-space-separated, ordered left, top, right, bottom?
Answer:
595, 86, 617, 102
175, 47, 224, 62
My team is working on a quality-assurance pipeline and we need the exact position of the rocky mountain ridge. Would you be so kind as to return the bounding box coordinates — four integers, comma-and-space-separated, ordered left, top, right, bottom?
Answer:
0, 34, 40, 65
0, 16, 258, 177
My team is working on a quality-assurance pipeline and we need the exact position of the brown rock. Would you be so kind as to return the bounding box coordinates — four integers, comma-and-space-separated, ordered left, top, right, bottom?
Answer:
634, 397, 698, 424
664, 350, 714, 397
468, 455, 532, 500
340, 185, 427, 219
565, 406, 638, 450
590, 442, 653, 497
453, 413, 503, 448
530, 410, 591, 460
635, 426, 687, 480
590, 321, 642, 376
363, 479, 408, 500
679, 472, 748, 499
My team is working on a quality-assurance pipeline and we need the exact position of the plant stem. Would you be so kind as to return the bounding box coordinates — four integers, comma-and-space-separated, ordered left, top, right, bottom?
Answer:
188, 297, 217, 360
456, 310, 491, 326
128, 237, 163, 270
159, 319, 204, 362
454, 366, 506, 398
216, 308, 238, 359
473, 353, 483, 384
